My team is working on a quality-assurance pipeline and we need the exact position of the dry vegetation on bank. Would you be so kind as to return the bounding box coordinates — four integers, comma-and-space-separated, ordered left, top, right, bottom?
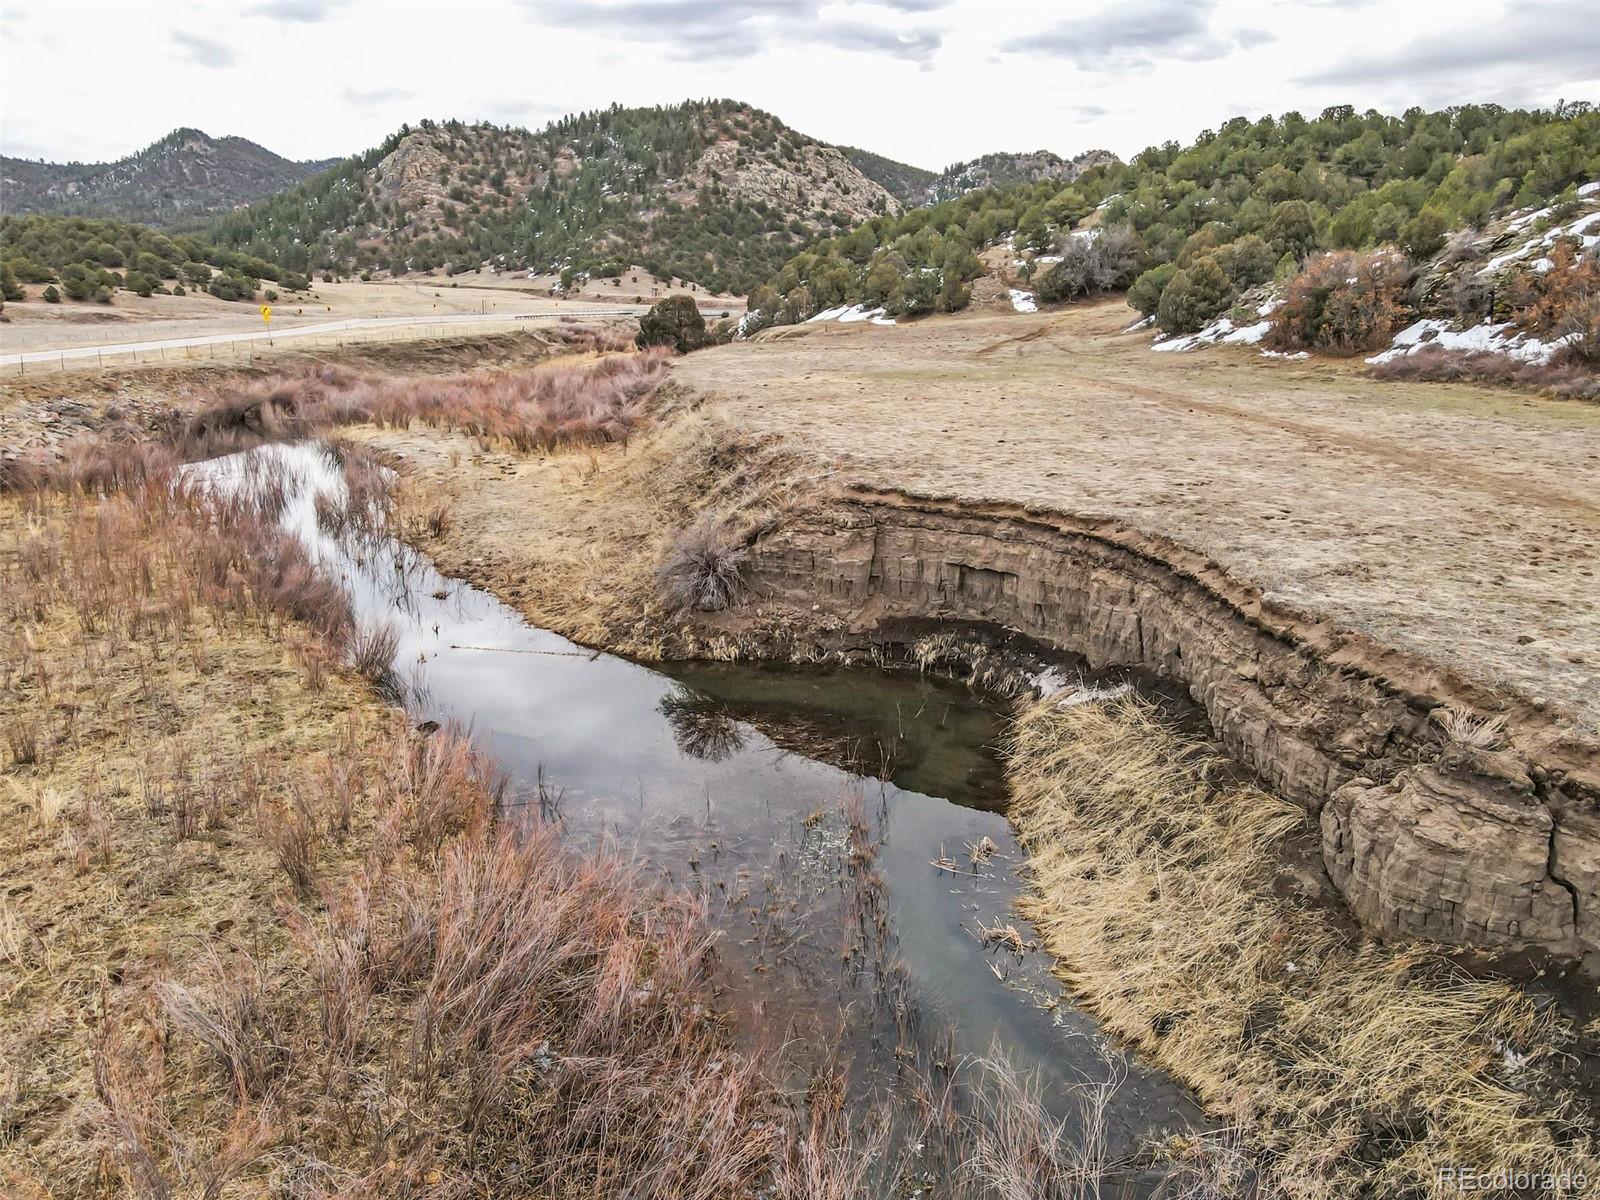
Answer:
170, 327, 663, 459
0, 441, 837, 1198
1006, 695, 1597, 1199
0, 385, 1187, 1198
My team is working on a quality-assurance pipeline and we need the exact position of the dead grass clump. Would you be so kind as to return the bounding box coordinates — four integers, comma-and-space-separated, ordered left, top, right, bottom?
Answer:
260, 786, 322, 897
1433, 704, 1509, 759
187, 345, 673, 460
657, 517, 750, 612
350, 621, 400, 685
156, 950, 288, 1100
1369, 346, 1600, 401
1005, 694, 1594, 1198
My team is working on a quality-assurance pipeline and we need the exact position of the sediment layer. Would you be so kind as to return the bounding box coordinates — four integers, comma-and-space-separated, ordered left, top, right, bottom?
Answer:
742, 487, 1600, 968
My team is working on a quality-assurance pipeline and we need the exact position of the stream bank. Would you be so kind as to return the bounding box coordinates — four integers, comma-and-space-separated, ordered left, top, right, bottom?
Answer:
358, 400, 1600, 976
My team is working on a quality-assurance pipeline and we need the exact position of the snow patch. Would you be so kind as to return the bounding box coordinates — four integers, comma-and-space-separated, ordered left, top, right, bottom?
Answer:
1055, 682, 1134, 708
804, 304, 896, 326
806, 305, 851, 323
1008, 289, 1038, 314
1365, 318, 1573, 366
838, 304, 890, 324
1153, 313, 1271, 352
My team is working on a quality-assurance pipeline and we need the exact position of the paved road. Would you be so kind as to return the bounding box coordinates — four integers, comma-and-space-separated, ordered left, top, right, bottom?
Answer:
0, 308, 649, 367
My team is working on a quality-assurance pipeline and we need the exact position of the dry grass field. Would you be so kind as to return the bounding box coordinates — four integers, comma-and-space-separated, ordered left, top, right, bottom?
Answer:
0, 277, 581, 355
673, 298, 1600, 730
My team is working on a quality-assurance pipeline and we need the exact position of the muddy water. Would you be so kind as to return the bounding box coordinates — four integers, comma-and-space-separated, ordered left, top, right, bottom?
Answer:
196, 442, 1201, 1157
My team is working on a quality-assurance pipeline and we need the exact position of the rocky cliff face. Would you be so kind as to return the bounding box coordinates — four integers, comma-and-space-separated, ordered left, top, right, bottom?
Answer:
926, 149, 1118, 204
739, 490, 1600, 971
686, 138, 897, 223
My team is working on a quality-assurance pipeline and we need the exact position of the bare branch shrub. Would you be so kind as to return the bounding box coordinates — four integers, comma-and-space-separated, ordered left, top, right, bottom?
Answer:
656, 518, 749, 612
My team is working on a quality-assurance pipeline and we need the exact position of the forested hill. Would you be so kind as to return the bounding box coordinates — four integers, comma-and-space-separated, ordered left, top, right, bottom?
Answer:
838, 146, 937, 205
0, 129, 332, 225
205, 100, 901, 296
748, 103, 1600, 326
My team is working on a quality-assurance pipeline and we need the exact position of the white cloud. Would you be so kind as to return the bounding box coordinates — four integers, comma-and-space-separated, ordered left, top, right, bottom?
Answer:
171, 29, 236, 68
0, 0, 1594, 173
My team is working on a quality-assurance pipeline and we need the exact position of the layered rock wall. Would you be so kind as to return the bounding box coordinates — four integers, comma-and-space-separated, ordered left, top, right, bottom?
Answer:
746, 491, 1600, 968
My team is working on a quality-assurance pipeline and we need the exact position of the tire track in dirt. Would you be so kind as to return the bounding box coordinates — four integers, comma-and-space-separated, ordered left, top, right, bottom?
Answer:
1093, 376, 1599, 517
974, 321, 1057, 356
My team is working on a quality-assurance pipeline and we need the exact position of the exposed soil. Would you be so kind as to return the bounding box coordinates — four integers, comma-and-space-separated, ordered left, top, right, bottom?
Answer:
672, 299, 1600, 732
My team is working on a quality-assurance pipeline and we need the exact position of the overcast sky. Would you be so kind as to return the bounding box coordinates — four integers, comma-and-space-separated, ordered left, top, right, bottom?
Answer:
2, 0, 1597, 169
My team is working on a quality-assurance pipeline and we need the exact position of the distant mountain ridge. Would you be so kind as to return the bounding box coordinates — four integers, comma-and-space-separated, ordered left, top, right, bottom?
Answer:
838, 146, 938, 206
4, 106, 1124, 297
1, 128, 334, 225
927, 149, 1118, 203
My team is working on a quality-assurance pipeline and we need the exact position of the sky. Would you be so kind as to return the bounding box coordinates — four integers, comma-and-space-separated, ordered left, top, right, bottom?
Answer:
2, 0, 1597, 169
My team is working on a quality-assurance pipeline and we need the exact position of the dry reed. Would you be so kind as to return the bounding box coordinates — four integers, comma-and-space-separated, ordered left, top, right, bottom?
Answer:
1005, 694, 1596, 1198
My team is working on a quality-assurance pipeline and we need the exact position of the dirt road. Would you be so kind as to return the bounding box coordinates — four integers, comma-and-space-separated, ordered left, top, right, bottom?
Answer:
672, 298, 1600, 728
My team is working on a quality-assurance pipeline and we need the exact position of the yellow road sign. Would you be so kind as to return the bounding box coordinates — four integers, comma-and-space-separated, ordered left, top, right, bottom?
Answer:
260, 305, 272, 324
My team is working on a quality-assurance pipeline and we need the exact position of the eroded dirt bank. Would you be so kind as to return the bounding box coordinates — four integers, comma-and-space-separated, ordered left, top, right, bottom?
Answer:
738, 488, 1600, 969
673, 298, 1600, 729
362, 390, 1599, 972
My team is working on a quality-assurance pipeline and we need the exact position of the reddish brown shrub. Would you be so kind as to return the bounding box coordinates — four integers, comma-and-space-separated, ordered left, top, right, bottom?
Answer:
1509, 240, 1600, 364
1369, 347, 1600, 401
1268, 250, 1412, 355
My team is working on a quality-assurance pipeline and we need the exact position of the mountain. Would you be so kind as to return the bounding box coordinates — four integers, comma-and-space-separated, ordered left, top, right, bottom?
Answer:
838, 146, 937, 206
0, 128, 335, 226
926, 149, 1118, 204
207, 100, 901, 295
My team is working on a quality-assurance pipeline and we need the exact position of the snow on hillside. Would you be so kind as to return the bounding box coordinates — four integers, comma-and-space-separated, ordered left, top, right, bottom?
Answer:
806, 303, 895, 326
1365, 319, 1575, 365
1151, 301, 1280, 354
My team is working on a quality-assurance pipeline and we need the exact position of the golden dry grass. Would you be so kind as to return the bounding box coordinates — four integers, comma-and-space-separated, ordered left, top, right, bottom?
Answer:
0, 427, 1073, 1199
0, 454, 877, 1198
0, 486, 398, 1196
1005, 695, 1597, 1198
372, 399, 805, 657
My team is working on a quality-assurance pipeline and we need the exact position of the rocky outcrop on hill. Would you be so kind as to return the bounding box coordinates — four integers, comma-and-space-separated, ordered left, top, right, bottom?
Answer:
926, 149, 1117, 203
687, 138, 897, 223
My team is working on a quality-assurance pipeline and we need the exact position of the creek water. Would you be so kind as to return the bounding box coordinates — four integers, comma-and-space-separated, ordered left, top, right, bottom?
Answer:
195, 442, 1201, 1162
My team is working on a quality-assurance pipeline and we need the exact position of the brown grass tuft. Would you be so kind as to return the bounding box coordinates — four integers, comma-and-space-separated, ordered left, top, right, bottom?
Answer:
1005, 694, 1595, 1198
1369, 345, 1600, 401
